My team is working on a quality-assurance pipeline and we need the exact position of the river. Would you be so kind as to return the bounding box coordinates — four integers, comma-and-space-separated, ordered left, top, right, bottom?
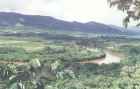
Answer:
80, 49, 124, 65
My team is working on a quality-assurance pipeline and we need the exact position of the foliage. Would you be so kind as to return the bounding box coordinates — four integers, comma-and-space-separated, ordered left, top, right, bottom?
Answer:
0, 36, 139, 89
108, 0, 140, 27
35, 45, 104, 62
0, 47, 31, 61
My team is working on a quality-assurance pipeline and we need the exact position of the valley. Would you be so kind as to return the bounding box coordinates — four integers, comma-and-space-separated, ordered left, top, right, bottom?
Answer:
0, 33, 138, 89
0, 12, 139, 89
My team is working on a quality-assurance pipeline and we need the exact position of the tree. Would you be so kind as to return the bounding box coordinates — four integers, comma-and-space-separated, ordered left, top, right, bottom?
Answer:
108, 0, 140, 27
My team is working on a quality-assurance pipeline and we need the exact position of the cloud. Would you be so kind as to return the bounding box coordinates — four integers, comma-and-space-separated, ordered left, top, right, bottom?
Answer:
0, 0, 124, 26
0, 0, 63, 17
24, 0, 63, 17
0, 0, 57, 10
0, 0, 31, 10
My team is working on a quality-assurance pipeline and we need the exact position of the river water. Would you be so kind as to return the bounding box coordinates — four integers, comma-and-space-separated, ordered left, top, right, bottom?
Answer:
80, 49, 123, 65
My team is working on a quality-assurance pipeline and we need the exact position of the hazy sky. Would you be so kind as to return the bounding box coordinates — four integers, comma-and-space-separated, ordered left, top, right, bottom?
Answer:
0, 0, 126, 26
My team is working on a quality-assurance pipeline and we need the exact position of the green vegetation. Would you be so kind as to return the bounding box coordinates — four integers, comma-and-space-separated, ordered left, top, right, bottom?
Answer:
35, 44, 104, 62
0, 47, 31, 61
0, 35, 139, 89
0, 38, 46, 52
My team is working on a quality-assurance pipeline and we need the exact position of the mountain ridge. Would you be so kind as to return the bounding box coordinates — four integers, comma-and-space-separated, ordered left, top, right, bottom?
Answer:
0, 12, 134, 35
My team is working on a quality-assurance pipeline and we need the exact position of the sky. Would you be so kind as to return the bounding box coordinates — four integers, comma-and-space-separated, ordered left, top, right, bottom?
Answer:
0, 0, 126, 26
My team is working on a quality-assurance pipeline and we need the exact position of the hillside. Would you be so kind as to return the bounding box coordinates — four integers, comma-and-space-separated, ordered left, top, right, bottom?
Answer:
0, 12, 129, 35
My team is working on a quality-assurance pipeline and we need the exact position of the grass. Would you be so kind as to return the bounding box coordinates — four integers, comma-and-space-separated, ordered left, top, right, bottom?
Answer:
0, 37, 46, 52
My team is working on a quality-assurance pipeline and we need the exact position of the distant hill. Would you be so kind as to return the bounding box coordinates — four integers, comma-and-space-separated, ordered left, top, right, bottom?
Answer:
0, 12, 130, 35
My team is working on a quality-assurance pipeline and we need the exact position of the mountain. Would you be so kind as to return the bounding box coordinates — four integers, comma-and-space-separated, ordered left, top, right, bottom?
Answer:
109, 25, 140, 36
128, 27, 140, 32
0, 12, 129, 35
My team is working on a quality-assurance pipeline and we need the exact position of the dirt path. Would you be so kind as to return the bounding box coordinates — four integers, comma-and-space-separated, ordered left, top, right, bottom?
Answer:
80, 49, 124, 65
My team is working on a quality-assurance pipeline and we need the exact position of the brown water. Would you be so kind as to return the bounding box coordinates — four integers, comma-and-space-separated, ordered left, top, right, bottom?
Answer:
80, 49, 124, 65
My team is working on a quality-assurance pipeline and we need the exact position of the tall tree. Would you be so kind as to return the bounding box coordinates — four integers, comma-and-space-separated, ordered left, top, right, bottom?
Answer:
108, 0, 140, 27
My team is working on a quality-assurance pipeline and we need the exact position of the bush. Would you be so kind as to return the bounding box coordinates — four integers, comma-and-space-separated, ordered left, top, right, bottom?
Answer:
0, 47, 31, 61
